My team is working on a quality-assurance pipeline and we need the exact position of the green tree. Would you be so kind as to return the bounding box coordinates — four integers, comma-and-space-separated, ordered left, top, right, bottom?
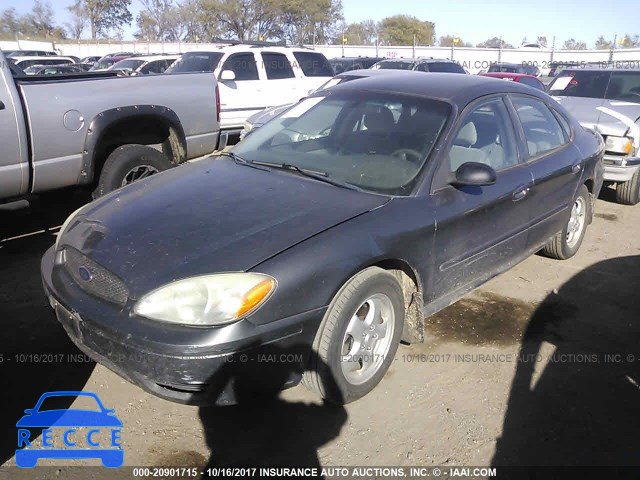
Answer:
379, 15, 435, 46
279, 0, 343, 45
619, 34, 640, 48
476, 37, 513, 48
68, 0, 133, 39
340, 19, 378, 45
563, 38, 587, 50
536, 36, 547, 47
594, 35, 612, 49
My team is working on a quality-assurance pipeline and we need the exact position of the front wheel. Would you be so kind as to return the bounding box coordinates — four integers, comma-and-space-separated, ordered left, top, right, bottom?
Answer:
542, 184, 591, 260
302, 267, 404, 404
615, 169, 640, 205
94, 144, 173, 198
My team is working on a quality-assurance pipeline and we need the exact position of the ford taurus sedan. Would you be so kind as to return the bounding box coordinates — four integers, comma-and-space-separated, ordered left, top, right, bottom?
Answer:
42, 72, 604, 406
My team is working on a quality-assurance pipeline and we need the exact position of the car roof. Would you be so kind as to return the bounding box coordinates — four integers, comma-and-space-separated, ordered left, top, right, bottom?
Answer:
337, 69, 399, 79
185, 45, 316, 54
117, 54, 179, 62
561, 67, 640, 73
480, 72, 538, 80
330, 70, 546, 106
13, 56, 74, 62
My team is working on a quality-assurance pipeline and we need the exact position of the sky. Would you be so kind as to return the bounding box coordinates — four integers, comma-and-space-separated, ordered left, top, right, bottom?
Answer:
0, 0, 637, 47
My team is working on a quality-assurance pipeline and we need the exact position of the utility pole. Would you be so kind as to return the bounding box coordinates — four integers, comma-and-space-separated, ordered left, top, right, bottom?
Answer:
550, 35, 555, 63
609, 34, 617, 63
413, 34, 416, 57
498, 35, 503, 63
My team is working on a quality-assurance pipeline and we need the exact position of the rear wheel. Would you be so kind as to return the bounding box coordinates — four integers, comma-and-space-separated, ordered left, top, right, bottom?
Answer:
302, 267, 404, 404
542, 184, 591, 260
94, 144, 173, 198
615, 169, 640, 205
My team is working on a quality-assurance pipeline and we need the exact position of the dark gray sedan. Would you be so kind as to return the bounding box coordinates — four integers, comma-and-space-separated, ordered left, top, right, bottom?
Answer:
42, 72, 604, 406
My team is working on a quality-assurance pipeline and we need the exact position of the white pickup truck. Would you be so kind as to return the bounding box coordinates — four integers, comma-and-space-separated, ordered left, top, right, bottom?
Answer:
0, 50, 220, 203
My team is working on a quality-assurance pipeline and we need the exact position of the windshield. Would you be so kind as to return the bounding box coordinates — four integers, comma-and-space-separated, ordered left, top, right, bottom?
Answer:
428, 62, 465, 73
488, 64, 517, 73
233, 90, 451, 195
110, 59, 144, 71
166, 52, 223, 73
374, 61, 416, 70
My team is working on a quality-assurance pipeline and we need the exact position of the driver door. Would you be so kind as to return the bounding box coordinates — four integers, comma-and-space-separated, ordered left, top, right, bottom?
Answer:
427, 96, 534, 304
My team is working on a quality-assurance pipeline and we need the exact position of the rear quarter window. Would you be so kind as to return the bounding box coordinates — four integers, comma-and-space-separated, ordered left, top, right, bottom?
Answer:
292, 52, 333, 77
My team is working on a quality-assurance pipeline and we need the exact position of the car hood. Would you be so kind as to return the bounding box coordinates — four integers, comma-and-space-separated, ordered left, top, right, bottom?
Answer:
60, 157, 389, 298
553, 96, 640, 137
17, 410, 122, 428
247, 103, 293, 126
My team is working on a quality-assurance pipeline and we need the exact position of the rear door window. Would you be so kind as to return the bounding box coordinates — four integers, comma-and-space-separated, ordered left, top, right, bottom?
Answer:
512, 96, 568, 157
428, 62, 465, 73
221, 52, 259, 81
292, 52, 333, 77
262, 53, 295, 79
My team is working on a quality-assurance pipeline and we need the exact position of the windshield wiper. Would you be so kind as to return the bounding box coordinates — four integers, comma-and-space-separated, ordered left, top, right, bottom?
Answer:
218, 152, 270, 171
251, 161, 361, 191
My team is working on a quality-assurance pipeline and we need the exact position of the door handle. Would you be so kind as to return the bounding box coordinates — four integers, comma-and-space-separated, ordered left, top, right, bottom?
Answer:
572, 161, 582, 174
512, 185, 530, 201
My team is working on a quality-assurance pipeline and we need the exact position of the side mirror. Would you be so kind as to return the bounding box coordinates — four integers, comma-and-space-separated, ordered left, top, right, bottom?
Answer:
220, 70, 236, 81
451, 162, 497, 187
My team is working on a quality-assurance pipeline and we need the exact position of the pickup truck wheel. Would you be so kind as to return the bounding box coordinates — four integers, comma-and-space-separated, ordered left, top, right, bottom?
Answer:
94, 144, 173, 198
542, 184, 591, 260
615, 169, 640, 205
302, 267, 404, 404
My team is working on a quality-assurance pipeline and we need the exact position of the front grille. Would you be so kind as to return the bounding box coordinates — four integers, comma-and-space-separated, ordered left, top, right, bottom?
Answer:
63, 247, 129, 306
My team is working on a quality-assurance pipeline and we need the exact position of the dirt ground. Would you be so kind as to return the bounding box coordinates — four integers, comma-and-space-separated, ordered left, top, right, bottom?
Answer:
1, 185, 639, 477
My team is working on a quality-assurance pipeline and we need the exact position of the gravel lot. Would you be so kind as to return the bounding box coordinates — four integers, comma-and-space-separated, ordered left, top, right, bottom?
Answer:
1, 185, 639, 477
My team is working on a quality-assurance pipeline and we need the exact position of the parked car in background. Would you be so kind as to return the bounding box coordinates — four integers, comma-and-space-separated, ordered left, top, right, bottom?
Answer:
43, 72, 603, 407
91, 53, 138, 71
487, 62, 540, 77
79, 55, 102, 66
23, 64, 89, 75
11, 56, 75, 71
371, 57, 466, 74
240, 69, 395, 140
166, 44, 333, 148
108, 54, 180, 76
0, 49, 220, 204
329, 56, 385, 74
6, 50, 58, 57
479, 72, 546, 91
549, 68, 640, 204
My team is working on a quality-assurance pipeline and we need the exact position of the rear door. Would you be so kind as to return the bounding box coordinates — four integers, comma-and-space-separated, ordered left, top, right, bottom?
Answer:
259, 52, 301, 106
217, 52, 265, 129
508, 94, 581, 248
429, 96, 533, 303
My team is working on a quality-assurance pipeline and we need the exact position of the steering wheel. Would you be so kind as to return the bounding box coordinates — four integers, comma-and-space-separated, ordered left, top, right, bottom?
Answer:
392, 148, 423, 164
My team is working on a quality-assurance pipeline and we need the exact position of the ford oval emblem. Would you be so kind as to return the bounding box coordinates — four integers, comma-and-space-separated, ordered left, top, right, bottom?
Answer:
78, 266, 93, 282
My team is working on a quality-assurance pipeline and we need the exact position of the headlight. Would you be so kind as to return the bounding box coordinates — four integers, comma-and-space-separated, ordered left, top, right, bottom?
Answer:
243, 120, 253, 133
605, 136, 633, 155
133, 273, 276, 326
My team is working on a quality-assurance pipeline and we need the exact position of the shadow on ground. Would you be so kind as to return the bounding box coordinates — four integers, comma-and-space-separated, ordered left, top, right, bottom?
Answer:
492, 255, 640, 466
199, 344, 348, 468
0, 192, 95, 465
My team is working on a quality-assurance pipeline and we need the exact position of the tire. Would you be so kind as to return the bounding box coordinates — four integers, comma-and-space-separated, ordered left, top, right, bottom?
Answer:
302, 267, 405, 404
542, 184, 591, 260
615, 169, 640, 205
94, 144, 173, 198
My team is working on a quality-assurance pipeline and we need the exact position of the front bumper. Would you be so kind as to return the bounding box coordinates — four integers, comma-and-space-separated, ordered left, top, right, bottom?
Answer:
41, 247, 325, 405
603, 155, 640, 182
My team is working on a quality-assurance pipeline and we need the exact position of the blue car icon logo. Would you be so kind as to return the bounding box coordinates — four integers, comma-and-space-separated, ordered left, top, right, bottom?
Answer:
16, 391, 123, 468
